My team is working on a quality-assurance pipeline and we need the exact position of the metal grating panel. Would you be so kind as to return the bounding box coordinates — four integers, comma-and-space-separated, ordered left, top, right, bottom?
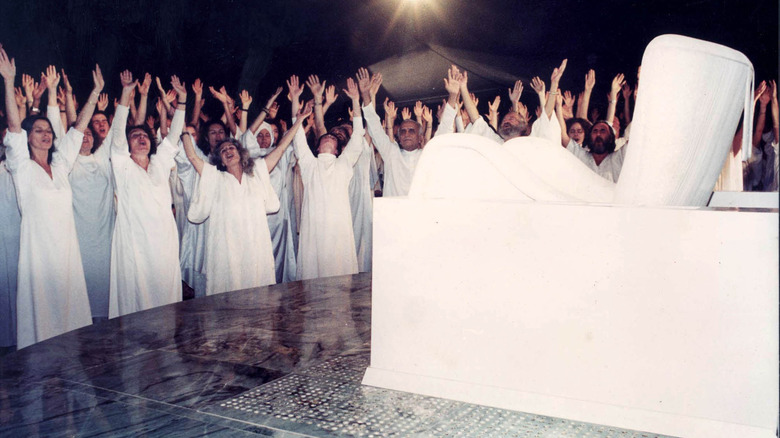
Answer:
215, 354, 677, 438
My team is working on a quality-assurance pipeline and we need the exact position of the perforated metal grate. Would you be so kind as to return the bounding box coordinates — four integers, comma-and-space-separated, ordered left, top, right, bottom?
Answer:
215, 354, 677, 438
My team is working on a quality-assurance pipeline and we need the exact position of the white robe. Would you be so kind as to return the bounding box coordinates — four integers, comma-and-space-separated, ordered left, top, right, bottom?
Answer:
108, 106, 184, 317
348, 137, 375, 272
69, 139, 115, 319
566, 138, 628, 183
0, 161, 20, 347
241, 127, 298, 283
294, 117, 365, 280
4, 128, 92, 349
362, 105, 422, 197
187, 160, 279, 295
174, 145, 209, 296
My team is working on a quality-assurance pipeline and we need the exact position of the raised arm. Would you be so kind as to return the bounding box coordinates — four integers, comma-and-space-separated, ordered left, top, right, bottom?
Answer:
0, 46, 20, 133
190, 78, 204, 127
156, 98, 168, 138
135, 73, 152, 125
248, 86, 282, 134
210, 86, 236, 135
422, 105, 433, 145
44, 65, 65, 138
458, 69, 481, 124
166, 75, 187, 143
771, 80, 779, 147
155, 76, 173, 116
555, 93, 569, 147
529, 76, 547, 118
322, 84, 338, 115
356, 67, 373, 106
111, 70, 138, 155
73, 65, 104, 133
383, 98, 397, 138
61, 69, 77, 125
180, 131, 204, 175
306, 75, 328, 137
562, 90, 575, 120
753, 80, 769, 150
13, 86, 26, 122
265, 103, 310, 173
545, 59, 567, 118
238, 90, 252, 134
487, 95, 500, 130
621, 82, 633, 125
605, 73, 624, 128
286, 75, 304, 117
576, 69, 595, 119
340, 77, 366, 166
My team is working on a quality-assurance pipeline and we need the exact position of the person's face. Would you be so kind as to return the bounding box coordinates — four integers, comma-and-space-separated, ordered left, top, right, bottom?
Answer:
80, 127, 94, 154
90, 114, 109, 140
128, 128, 151, 156
498, 111, 527, 140
568, 122, 585, 144
317, 134, 339, 155
29, 119, 54, 152
207, 124, 226, 151
257, 129, 272, 149
397, 121, 422, 151
186, 126, 199, 143
219, 141, 241, 169
589, 122, 612, 154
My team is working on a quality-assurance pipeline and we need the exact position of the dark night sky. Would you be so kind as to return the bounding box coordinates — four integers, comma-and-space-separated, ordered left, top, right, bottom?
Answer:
0, 0, 776, 118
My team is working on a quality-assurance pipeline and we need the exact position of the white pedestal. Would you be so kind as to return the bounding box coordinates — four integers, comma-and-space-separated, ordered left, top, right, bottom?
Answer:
365, 195, 778, 438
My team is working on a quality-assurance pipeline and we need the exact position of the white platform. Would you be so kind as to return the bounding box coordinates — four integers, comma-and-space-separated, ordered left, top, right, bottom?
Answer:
365, 194, 778, 438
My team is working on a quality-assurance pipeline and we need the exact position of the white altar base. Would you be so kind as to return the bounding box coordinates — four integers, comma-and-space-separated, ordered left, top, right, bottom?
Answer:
365, 193, 778, 438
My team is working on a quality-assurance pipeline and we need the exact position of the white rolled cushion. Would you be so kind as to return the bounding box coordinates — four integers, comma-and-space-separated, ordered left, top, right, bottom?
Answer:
614, 34, 754, 206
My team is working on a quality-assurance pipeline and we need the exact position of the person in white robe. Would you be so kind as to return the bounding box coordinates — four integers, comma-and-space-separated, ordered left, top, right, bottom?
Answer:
0, 52, 102, 349
0, 154, 20, 348
108, 71, 186, 317
181, 109, 308, 295
290, 78, 365, 280
239, 88, 298, 283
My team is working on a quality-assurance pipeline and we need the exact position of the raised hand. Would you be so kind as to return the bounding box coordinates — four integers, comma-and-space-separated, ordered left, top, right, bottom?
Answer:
146, 115, 155, 130
14, 87, 25, 108
192, 78, 203, 96
343, 77, 360, 101
584, 69, 596, 90
61, 69, 73, 93
268, 101, 279, 119
138, 73, 152, 95
155, 97, 164, 115
444, 65, 462, 96
758, 83, 771, 107
530, 76, 546, 96
209, 85, 228, 103
401, 107, 412, 120
421, 105, 433, 124
562, 90, 575, 119
44, 65, 61, 92
754, 80, 767, 105
0, 46, 15, 80
324, 84, 338, 106
488, 95, 501, 114
286, 75, 303, 101
33, 74, 47, 100
97, 93, 108, 111
239, 90, 252, 109
356, 67, 371, 95
297, 99, 314, 120
369, 72, 383, 100
306, 75, 326, 100
165, 89, 176, 104
21, 73, 33, 98
120, 70, 136, 90
57, 87, 66, 109
508, 79, 523, 104
621, 82, 632, 101
384, 97, 397, 121
516, 102, 529, 120
551, 59, 567, 84
610, 73, 625, 98
470, 93, 479, 109
171, 75, 187, 101
413, 100, 423, 120
92, 64, 105, 93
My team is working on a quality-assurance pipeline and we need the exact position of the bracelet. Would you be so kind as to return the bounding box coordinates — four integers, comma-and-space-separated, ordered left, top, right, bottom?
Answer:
60, 110, 66, 113
240, 108, 248, 112
177, 100, 186, 105
260, 107, 269, 113
31, 107, 39, 112
314, 102, 323, 106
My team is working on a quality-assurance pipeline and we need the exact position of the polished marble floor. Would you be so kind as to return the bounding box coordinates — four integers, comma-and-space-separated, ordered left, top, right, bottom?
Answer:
0, 273, 675, 437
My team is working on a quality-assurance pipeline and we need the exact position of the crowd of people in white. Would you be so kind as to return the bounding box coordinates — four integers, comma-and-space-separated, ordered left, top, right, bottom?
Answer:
0, 44, 776, 350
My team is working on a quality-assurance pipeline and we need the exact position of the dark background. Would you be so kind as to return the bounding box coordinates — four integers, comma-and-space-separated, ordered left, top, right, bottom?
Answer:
0, 0, 776, 118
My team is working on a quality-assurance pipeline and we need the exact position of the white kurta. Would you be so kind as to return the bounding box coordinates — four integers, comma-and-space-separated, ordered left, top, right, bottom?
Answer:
363, 105, 422, 197
294, 117, 365, 280
69, 140, 115, 319
241, 127, 298, 283
566, 138, 628, 182
175, 145, 209, 296
466, 108, 562, 147
187, 160, 280, 295
0, 160, 20, 347
348, 136, 375, 272
108, 106, 184, 317
5, 128, 92, 349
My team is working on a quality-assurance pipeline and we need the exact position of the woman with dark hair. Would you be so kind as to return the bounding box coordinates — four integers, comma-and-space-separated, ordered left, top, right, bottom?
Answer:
108, 71, 186, 317
180, 104, 309, 295
0, 46, 103, 348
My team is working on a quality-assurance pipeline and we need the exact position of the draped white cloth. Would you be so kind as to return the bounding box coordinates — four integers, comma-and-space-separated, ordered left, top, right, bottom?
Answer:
5, 128, 92, 349
348, 136, 376, 272
0, 161, 20, 347
108, 106, 184, 317
175, 145, 209, 296
362, 105, 422, 197
69, 139, 115, 319
187, 160, 279, 295
241, 126, 298, 283
293, 117, 365, 280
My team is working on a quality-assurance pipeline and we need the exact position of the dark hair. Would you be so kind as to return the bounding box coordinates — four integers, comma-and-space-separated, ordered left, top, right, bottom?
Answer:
198, 120, 229, 156
566, 117, 592, 133
584, 120, 617, 154
21, 115, 56, 164
211, 138, 254, 175
125, 124, 158, 156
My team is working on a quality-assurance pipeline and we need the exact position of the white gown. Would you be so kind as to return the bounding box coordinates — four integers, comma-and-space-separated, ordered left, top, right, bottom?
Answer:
174, 145, 209, 296
69, 138, 115, 319
293, 117, 365, 280
4, 128, 92, 349
108, 106, 184, 317
241, 126, 298, 283
348, 136, 376, 272
187, 159, 280, 295
0, 160, 20, 347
